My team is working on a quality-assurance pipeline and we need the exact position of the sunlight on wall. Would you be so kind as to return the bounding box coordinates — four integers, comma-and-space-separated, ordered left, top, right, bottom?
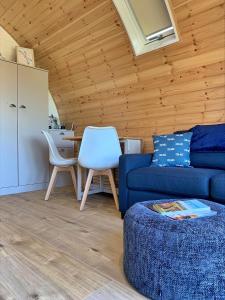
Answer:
0, 26, 59, 121
48, 92, 60, 120
0, 26, 18, 61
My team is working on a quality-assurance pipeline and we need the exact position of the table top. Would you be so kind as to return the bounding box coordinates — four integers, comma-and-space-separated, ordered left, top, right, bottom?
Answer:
63, 136, 142, 142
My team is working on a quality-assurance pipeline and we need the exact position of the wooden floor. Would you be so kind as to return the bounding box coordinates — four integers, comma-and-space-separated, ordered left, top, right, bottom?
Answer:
0, 188, 146, 300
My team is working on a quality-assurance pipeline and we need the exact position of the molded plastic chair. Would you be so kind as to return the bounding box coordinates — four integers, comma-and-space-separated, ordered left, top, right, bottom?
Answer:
78, 126, 122, 211
42, 130, 77, 200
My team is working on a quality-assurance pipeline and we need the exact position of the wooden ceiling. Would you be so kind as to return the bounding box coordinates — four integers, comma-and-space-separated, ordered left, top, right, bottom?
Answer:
0, 0, 224, 151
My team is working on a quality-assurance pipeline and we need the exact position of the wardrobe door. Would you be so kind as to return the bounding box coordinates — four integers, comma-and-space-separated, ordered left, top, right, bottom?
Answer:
18, 65, 49, 186
0, 60, 18, 189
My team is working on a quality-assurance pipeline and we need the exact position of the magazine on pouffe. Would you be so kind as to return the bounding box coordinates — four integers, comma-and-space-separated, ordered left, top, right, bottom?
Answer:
149, 199, 217, 220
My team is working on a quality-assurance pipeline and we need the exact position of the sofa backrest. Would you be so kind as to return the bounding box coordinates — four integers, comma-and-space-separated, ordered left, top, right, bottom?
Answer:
190, 152, 225, 170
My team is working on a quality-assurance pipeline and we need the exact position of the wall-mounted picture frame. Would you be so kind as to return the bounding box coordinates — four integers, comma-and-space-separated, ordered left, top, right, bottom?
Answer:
17, 46, 35, 67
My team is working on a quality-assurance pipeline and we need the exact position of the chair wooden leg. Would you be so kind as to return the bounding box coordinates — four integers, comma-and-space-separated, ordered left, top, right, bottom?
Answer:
107, 169, 119, 210
70, 166, 77, 196
80, 169, 94, 211
45, 166, 58, 201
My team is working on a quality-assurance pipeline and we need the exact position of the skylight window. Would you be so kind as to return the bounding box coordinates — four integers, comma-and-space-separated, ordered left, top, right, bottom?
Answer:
113, 0, 179, 56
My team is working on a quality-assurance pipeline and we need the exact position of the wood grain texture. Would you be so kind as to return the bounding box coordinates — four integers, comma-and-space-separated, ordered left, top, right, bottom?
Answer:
0, 188, 146, 299
0, 0, 224, 151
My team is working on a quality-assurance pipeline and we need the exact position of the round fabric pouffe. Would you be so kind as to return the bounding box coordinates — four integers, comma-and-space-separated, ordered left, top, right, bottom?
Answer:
123, 199, 225, 300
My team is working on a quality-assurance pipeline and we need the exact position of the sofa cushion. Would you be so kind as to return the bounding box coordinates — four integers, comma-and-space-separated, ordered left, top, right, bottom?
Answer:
191, 123, 225, 152
190, 152, 225, 170
127, 167, 225, 198
151, 132, 192, 167
211, 174, 225, 202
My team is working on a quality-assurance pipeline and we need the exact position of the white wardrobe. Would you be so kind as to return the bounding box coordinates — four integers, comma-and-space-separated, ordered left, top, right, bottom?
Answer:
0, 59, 49, 195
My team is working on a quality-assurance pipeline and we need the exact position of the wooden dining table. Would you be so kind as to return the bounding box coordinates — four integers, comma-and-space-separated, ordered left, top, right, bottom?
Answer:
63, 136, 142, 142
63, 135, 143, 200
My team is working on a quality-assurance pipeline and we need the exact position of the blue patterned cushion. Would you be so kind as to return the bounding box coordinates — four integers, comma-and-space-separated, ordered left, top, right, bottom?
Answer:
151, 132, 193, 167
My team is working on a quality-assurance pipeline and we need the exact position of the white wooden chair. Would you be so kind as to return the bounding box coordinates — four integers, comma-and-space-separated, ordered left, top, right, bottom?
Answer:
42, 130, 77, 200
78, 126, 122, 211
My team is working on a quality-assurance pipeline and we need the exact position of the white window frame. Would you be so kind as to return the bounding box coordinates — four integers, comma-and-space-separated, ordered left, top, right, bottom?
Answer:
112, 0, 180, 56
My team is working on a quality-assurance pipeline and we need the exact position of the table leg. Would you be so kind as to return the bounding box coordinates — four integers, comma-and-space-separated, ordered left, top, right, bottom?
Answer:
99, 175, 104, 191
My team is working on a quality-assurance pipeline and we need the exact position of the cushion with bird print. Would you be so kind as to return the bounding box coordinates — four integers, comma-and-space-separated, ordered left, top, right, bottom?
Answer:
151, 132, 193, 167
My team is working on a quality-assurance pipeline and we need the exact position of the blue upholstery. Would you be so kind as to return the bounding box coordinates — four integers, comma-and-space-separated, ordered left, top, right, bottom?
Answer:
127, 166, 224, 198
190, 151, 225, 170
119, 154, 152, 213
124, 200, 225, 299
151, 132, 192, 167
119, 153, 225, 214
191, 123, 225, 151
211, 174, 225, 203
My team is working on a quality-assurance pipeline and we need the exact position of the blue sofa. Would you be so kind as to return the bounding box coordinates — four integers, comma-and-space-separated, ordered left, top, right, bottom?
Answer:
119, 152, 225, 217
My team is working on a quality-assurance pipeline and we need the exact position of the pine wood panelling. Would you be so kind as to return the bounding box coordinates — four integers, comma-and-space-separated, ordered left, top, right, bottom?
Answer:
0, 0, 224, 151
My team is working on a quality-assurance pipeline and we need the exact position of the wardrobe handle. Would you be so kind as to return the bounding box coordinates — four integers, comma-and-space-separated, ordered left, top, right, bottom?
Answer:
9, 104, 16, 108
19, 105, 26, 109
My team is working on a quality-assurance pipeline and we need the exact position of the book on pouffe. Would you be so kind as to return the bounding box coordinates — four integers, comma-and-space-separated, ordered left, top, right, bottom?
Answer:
149, 199, 217, 220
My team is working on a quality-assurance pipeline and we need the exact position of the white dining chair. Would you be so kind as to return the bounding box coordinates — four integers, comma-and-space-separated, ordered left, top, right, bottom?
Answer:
42, 130, 77, 200
78, 126, 122, 211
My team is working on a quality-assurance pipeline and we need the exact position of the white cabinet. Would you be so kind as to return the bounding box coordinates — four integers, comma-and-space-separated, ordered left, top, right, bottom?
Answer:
49, 129, 74, 148
0, 60, 49, 195
122, 139, 142, 154
0, 60, 18, 189
18, 65, 49, 186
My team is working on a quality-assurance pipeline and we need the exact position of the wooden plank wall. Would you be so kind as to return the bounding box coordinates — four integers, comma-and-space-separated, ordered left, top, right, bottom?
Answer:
0, 0, 224, 151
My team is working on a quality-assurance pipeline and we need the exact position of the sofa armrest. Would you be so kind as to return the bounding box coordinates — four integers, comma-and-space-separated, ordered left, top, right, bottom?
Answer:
119, 153, 152, 173
119, 153, 152, 214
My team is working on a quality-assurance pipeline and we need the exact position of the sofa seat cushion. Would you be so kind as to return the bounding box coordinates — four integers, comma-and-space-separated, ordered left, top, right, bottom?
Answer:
127, 166, 225, 198
211, 174, 225, 202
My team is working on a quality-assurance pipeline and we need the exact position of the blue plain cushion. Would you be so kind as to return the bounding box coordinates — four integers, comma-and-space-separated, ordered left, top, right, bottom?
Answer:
191, 124, 225, 151
151, 132, 192, 167
127, 166, 225, 198
211, 174, 225, 202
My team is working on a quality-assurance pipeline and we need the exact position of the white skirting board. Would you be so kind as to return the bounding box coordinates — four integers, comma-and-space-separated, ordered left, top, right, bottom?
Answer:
0, 182, 49, 196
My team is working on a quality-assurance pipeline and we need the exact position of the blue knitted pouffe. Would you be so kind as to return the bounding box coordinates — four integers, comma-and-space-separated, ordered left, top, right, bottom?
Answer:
123, 199, 225, 300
